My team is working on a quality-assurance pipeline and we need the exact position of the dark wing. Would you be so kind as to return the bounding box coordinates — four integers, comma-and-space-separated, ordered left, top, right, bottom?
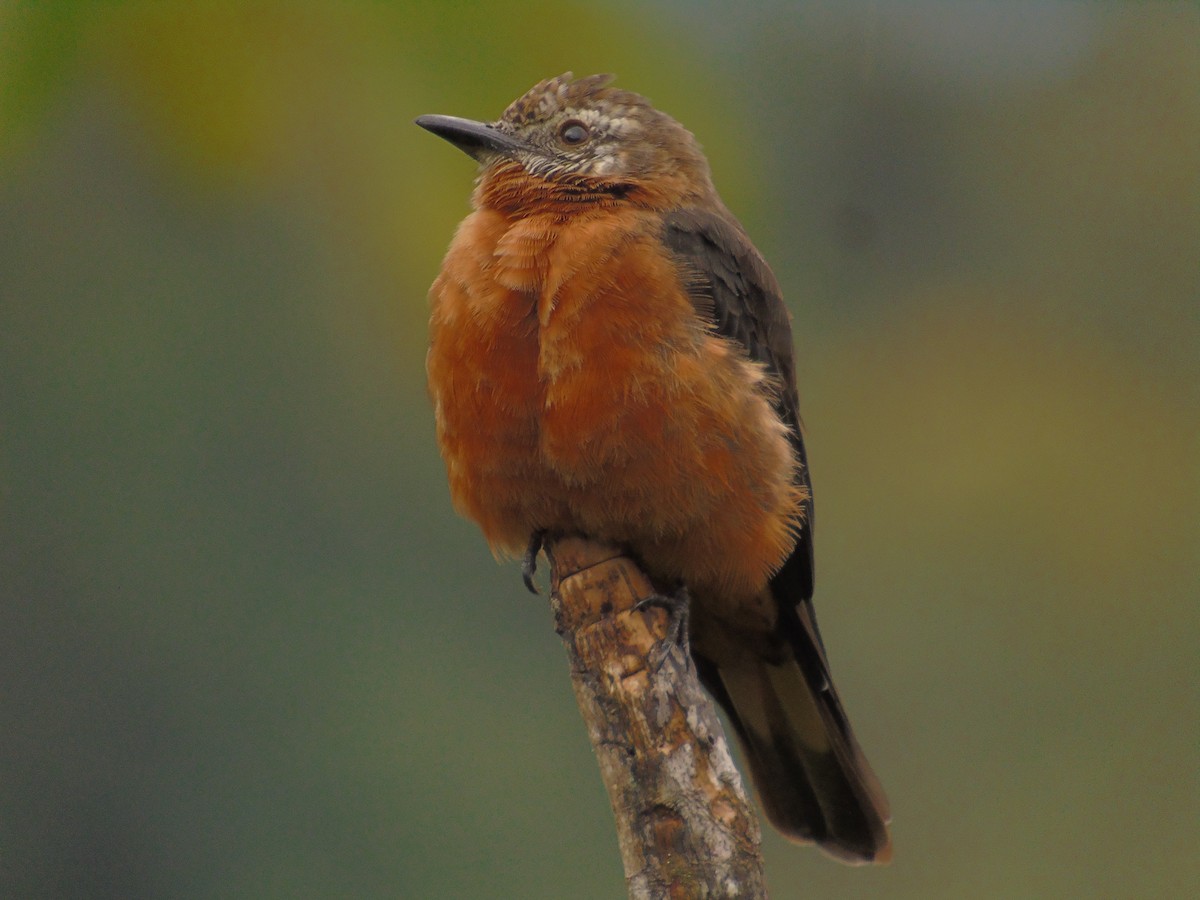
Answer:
661, 208, 892, 862
660, 206, 814, 602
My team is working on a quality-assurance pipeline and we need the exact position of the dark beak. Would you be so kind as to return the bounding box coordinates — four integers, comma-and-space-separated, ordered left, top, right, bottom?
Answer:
414, 114, 530, 161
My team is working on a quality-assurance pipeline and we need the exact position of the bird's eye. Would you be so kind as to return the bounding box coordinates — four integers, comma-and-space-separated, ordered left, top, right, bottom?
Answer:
558, 119, 590, 146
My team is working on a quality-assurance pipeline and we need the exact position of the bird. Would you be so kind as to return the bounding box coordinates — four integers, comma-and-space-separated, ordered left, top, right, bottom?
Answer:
416, 73, 891, 864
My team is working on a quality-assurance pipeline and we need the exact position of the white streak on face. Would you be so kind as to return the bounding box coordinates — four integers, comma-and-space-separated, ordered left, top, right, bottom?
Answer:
603, 116, 643, 138
561, 108, 645, 177
571, 108, 643, 140
591, 154, 617, 176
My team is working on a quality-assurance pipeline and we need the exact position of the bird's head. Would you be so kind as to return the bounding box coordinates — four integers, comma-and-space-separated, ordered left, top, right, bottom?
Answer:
416, 73, 715, 209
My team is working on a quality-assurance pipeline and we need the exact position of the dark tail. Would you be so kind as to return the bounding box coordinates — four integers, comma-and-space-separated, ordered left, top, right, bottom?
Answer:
696, 597, 892, 864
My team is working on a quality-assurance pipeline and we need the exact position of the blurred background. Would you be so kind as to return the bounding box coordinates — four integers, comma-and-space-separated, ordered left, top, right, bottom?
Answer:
1, 1, 1196, 897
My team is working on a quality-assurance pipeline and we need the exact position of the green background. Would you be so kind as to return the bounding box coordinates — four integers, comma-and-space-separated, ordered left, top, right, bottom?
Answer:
2, 2, 1196, 897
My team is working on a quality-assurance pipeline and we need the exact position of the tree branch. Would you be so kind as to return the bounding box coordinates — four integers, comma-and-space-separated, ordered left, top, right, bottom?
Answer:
545, 536, 768, 899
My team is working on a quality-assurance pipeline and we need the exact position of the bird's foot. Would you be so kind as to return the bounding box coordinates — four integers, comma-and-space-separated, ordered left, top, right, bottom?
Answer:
522, 530, 547, 595
633, 585, 692, 671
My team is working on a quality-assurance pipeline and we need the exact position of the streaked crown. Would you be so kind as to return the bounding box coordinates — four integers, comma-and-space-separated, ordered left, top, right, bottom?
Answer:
492, 73, 712, 189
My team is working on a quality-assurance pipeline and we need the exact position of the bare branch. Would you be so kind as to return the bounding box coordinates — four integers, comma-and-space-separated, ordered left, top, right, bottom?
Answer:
546, 536, 768, 899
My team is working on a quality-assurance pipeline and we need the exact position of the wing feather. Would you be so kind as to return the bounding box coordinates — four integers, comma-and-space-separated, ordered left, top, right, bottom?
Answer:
660, 207, 814, 602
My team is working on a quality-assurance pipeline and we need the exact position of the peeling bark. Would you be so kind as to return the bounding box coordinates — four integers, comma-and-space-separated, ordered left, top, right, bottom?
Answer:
546, 536, 768, 899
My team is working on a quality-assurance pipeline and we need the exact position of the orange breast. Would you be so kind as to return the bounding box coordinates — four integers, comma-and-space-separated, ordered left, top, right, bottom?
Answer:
427, 204, 805, 601
427, 208, 546, 553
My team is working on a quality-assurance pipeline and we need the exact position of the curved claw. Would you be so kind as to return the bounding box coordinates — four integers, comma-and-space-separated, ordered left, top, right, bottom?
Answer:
633, 585, 692, 671
522, 530, 547, 595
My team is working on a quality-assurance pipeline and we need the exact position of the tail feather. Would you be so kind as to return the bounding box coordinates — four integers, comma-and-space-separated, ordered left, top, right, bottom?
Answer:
697, 600, 892, 864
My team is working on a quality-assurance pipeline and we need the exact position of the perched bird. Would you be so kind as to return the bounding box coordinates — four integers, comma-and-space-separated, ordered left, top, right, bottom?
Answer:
417, 73, 891, 863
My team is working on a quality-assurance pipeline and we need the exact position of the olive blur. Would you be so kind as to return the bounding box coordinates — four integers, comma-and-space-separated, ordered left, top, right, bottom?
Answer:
1, 3, 1195, 898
